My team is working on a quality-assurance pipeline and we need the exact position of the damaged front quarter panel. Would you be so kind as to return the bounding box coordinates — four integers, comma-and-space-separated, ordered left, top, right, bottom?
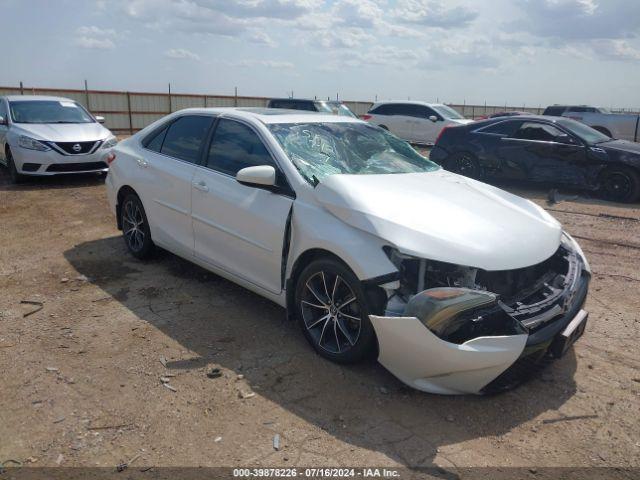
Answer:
368, 236, 590, 395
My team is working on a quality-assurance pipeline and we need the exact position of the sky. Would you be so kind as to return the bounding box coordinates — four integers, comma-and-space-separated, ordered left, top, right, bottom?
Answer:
1, 0, 639, 108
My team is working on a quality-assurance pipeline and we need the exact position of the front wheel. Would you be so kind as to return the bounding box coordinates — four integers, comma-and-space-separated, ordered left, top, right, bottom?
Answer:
445, 152, 483, 180
599, 166, 640, 203
121, 193, 155, 259
294, 259, 379, 364
6, 148, 24, 184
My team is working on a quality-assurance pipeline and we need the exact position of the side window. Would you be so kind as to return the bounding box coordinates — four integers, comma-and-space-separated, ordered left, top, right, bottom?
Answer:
478, 120, 521, 136
160, 115, 214, 163
512, 122, 565, 142
393, 104, 414, 116
543, 106, 567, 116
413, 105, 438, 119
269, 100, 288, 109
0, 99, 8, 120
143, 125, 169, 152
370, 104, 389, 115
206, 119, 276, 176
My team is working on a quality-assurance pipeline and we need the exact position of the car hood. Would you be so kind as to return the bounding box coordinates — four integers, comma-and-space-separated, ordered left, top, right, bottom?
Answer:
13, 122, 111, 142
599, 139, 640, 155
314, 170, 562, 271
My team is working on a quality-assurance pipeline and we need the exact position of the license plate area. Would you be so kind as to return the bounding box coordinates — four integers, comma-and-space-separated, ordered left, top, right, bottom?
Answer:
550, 309, 588, 358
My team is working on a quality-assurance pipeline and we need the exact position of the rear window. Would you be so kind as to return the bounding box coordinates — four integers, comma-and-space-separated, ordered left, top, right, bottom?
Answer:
543, 106, 567, 116
476, 120, 521, 136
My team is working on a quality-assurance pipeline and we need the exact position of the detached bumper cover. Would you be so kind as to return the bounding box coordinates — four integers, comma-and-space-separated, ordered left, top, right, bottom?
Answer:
370, 260, 590, 395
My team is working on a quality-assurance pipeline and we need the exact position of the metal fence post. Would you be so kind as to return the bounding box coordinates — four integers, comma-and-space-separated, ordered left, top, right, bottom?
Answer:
168, 83, 172, 113
19, 81, 24, 95
126, 91, 133, 135
84, 79, 90, 110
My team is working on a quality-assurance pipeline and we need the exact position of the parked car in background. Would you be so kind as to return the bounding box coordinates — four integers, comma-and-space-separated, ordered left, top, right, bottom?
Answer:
486, 111, 528, 119
430, 115, 640, 202
106, 107, 590, 394
267, 98, 357, 117
0, 95, 117, 183
362, 101, 473, 144
543, 105, 640, 143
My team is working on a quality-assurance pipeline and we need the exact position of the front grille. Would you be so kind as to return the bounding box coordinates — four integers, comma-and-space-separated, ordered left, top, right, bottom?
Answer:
47, 161, 107, 172
48, 140, 101, 155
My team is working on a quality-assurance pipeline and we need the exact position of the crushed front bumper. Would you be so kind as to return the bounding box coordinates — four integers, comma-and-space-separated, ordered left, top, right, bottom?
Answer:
370, 245, 590, 395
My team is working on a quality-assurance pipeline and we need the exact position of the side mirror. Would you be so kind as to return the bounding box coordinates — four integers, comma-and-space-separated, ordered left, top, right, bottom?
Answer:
95, 115, 105, 124
0, 115, 6, 126
556, 134, 579, 145
428, 115, 438, 122
236, 165, 276, 188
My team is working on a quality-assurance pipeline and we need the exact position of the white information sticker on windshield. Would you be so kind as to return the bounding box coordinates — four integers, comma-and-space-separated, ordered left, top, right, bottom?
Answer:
59, 101, 76, 108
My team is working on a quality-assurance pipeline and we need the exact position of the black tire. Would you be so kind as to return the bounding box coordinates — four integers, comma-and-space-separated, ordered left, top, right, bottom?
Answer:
6, 147, 24, 184
294, 258, 379, 364
121, 193, 155, 259
599, 166, 640, 203
445, 151, 483, 180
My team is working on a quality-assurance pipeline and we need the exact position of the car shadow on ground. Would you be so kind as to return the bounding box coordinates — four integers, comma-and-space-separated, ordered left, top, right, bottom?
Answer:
0, 167, 105, 191
64, 236, 578, 469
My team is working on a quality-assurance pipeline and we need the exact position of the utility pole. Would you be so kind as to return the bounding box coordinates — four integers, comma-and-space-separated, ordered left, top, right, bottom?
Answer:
84, 79, 90, 110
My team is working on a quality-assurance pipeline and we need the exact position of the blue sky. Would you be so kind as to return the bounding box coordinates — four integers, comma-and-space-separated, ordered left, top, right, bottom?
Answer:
1, 0, 639, 108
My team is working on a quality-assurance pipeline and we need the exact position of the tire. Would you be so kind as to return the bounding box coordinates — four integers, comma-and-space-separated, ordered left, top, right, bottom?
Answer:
378, 125, 389, 130
121, 193, 155, 259
599, 166, 640, 203
294, 258, 379, 364
445, 151, 483, 180
6, 147, 24, 184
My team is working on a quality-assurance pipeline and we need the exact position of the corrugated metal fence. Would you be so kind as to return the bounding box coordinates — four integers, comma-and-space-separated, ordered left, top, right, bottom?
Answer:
1, 84, 636, 134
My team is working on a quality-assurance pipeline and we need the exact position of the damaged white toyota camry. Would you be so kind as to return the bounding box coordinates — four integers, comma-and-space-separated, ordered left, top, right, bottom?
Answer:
105, 108, 591, 395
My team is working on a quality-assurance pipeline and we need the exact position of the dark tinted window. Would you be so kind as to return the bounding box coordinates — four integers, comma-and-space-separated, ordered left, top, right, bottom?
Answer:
512, 122, 564, 142
478, 120, 521, 136
207, 119, 276, 176
160, 115, 213, 163
543, 106, 567, 116
269, 100, 316, 111
143, 125, 168, 152
370, 104, 397, 115
567, 106, 596, 113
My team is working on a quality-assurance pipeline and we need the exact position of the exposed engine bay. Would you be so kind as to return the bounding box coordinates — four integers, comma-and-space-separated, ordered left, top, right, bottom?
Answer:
382, 242, 585, 343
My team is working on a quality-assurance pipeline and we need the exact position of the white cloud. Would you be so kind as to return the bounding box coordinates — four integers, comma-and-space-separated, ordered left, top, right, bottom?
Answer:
249, 30, 277, 47
392, 0, 478, 28
164, 48, 201, 61
591, 39, 640, 61
76, 25, 116, 36
230, 59, 295, 68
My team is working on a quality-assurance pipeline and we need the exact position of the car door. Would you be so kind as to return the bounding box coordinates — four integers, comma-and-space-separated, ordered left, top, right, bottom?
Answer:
191, 117, 294, 295
138, 114, 214, 256
382, 104, 415, 141
496, 121, 587, 184
409, 105, 442, 144
0, 98, 8, 163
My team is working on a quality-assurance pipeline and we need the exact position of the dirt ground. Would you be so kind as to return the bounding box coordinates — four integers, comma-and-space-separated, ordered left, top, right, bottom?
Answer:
0, 164, 639, 475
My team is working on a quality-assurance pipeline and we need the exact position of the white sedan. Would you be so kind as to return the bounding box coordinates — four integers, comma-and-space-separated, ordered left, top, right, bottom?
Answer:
0, 95, 117, 183
105, 108, 591, 395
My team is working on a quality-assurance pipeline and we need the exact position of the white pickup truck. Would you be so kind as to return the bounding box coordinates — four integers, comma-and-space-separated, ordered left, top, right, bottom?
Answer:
543, 105, 640, 143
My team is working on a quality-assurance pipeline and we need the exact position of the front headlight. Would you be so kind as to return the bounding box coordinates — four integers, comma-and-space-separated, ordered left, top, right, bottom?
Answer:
405, 287, 525, 344
18, 135, 50, 151
561, 231, 591, 273
101, 136, 118, 149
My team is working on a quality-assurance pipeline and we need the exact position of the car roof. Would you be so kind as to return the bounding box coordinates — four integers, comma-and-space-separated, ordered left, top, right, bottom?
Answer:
371, 100, 445, 108
269, 98, 317, 103
5, 95, 76, 102
169, 107, 362, 125
472, 115, 574, 128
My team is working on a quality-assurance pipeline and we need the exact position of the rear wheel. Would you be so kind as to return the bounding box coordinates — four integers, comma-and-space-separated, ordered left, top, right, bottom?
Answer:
445, 152, 482, 180
599, 166, 640, 203
6, 148, 24, 184
294, 258, 379, 364
121, 193, 155, 259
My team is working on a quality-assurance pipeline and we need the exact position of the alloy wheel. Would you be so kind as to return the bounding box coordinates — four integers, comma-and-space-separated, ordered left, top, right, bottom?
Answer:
603, 171, 632, 202
300, 271, 362, 354
122, 200, 146, 252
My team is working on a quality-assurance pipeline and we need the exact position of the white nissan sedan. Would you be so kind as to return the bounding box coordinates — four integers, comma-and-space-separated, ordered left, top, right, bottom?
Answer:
0, 95, 117, 183
105, 108, 591, 395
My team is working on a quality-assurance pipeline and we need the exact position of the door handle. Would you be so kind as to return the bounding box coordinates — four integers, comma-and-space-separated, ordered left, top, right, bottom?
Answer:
192, 180, 209, 192
136, 158, 149, 168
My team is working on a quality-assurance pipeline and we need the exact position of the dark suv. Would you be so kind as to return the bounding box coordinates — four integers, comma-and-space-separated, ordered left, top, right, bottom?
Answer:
267, 98, 356, 117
